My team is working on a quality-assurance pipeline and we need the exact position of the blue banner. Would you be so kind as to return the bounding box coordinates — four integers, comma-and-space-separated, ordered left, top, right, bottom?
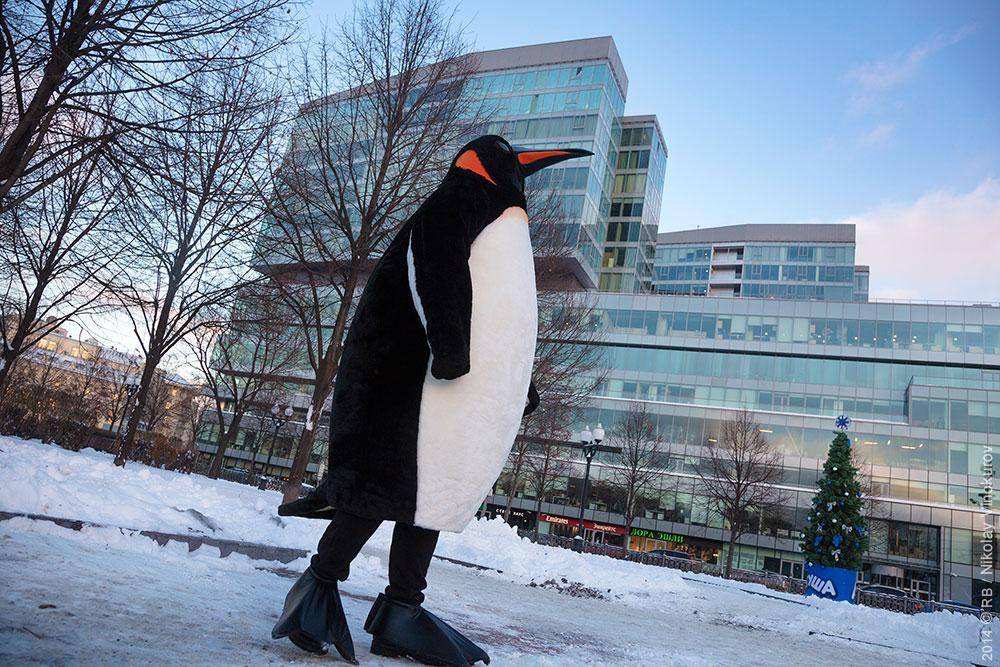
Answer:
804, 563, 858, 603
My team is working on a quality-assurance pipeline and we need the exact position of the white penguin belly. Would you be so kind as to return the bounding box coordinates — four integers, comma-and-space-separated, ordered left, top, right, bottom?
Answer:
412, 206, 537, 532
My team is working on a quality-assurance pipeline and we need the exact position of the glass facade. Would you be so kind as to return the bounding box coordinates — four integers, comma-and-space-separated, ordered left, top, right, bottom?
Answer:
654, 234, 862, 301
599, 117, 667, 293
488, 292, 1000, 606
476, 60, 626, 284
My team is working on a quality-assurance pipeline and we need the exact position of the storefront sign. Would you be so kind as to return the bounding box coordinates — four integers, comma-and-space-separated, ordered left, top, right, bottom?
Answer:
630, 528, 684, 544
538, 513, 625, 536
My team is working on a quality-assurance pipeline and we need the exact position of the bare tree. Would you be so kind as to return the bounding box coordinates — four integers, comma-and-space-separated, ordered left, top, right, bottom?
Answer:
0, 137, 122, 404
55, 343, 114, 448
192, 289, 303, 478
524, 436, 574, 540
183, 392, 210, 449
104, 354, 142, 435
261, 0, 483, 502
111, 57, 282, 466
697, 409, 787, 577
0, 0, 293, 211
139, 371, 174, 439
607, 401, 662, 551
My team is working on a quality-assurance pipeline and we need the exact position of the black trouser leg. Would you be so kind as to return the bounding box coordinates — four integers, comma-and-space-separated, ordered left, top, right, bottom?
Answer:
310, 511, 382, 583
386, 522, 439, 605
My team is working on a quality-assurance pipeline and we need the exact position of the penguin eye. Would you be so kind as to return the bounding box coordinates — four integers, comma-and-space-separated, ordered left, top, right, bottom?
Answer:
496, 140, 512, 154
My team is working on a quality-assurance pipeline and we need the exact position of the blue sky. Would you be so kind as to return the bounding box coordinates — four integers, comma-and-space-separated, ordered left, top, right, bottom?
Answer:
316, 1, 1000, 300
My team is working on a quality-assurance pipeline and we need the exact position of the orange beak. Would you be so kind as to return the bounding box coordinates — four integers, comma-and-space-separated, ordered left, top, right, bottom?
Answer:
515, 147, 593, 176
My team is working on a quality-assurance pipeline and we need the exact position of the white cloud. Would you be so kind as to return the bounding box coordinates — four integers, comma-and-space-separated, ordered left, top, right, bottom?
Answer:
859, 122, 896, 147
846, 25, 976, 113
848, 178, 1000, 302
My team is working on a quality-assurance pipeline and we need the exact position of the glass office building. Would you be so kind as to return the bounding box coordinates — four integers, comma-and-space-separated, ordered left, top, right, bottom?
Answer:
654, 223, 868, 301
473, 37, 631, 289
489, 231, 1000, 607
600, 115, 668, 293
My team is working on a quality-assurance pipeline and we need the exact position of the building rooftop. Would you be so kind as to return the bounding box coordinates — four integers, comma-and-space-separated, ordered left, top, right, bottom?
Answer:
474, 36, 628, 98
657, 223, 856, 245
621, 114, 667, 155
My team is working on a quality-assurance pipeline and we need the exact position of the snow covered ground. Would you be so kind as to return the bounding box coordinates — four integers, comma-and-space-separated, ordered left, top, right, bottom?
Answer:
0, 437, 986, 665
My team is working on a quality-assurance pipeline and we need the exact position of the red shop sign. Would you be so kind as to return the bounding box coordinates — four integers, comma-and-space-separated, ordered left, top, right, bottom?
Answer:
539, 513, 625, 536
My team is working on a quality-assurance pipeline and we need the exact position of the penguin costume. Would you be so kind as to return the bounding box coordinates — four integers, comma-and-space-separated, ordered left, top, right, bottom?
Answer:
272, 135, 591, 665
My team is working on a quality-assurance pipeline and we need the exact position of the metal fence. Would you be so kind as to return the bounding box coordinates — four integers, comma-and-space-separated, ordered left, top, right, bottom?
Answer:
856, 590, 983, 616
191, 462, 286, 492
517, 531, 993, 616
518, 530, 807, 593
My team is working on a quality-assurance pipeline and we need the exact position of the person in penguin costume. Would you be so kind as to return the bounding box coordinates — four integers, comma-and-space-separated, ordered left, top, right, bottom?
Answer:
271, 135, 591, 665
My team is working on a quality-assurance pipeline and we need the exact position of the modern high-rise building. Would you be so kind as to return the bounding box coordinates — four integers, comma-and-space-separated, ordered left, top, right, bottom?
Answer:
472, 37, 666, 291
653, 223, 866, 301
600, 115, 668, 293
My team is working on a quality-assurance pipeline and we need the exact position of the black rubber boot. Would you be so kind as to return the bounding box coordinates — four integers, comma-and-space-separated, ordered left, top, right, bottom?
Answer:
364, 593, 489, 666
272, 568, 358, 664
277, 477, 336, 520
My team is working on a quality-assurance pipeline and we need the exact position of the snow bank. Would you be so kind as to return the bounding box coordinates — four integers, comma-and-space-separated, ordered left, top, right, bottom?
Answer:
0, 435, 325, 549
0, 435, 988, 665
436, 516, 694, 602
0, 437, 691, 603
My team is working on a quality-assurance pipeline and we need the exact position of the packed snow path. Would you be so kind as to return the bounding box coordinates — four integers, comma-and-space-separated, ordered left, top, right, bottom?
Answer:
0, 438, 986, 665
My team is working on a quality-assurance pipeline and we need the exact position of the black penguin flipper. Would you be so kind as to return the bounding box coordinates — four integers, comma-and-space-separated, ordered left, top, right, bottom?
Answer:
523, 381, 540, 417
365, 593, 489, 666
272, 568, 357, 664
277, 477, 336, 520
422, 606, 490, 664
408, 220, 473, 380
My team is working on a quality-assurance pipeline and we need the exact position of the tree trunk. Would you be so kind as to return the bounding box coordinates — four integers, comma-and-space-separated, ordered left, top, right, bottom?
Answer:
0, 0, 92, 193
208, 412, 244, 478
533, 495, 543, 541
725, 527, 738, 578
0, 353, 18, 406
503, 456, 523, 522
0, 283, 45, 403
281, 392, 324, 502
114, 359, 158, 467
282, 275, 359, 503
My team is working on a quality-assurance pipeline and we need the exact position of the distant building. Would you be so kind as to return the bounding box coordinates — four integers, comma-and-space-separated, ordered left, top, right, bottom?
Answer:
488, 286, 1000, 607
654, 223, 863, 301
15, 327, 199, 446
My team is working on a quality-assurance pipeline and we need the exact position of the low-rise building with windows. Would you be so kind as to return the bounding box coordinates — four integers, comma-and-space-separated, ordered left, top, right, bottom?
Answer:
489, 225, 1000, 608
653, 223, 864, 301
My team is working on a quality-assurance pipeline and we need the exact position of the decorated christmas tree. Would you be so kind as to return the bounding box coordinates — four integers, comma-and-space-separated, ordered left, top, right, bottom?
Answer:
800, 430, 868, 570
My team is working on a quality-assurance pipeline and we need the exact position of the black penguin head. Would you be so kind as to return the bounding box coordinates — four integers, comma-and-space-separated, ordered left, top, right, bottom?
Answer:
449, 135, 592, 198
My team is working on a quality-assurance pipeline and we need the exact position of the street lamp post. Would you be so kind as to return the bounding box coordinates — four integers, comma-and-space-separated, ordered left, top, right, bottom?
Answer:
574, 423, 604, 551
260, 402, 294, 490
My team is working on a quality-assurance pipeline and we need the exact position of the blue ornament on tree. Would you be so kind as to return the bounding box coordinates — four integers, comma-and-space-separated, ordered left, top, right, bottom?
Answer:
833, 534, 843, 547
835, 415, 851, 430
